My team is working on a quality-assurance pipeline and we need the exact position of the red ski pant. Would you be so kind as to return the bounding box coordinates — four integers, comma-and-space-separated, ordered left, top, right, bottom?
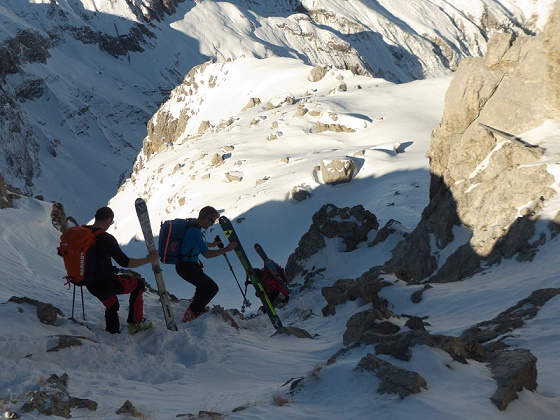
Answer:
87, 274, 145, 333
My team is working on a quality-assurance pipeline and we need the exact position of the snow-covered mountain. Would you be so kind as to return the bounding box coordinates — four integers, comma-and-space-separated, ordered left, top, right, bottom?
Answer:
3, 68, 560, 419
0, 0, 554, 220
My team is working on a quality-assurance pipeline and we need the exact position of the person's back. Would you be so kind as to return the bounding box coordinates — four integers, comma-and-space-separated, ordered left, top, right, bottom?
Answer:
87, 227, 120, 280
178, 219, 206, 262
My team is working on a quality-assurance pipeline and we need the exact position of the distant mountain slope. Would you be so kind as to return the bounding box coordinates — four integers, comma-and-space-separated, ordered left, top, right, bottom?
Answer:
0, 0, 553, 219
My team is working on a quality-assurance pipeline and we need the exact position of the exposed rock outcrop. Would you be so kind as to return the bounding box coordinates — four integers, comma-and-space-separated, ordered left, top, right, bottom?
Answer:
8, 296, 65, 325
318, 272, 546, 409
316, 158, 357, 185
116, 400, 143, 417
142, 61, 216, 160
285, 204, 379, 280
127, 0, 184, 23
355, 353, 428, 398
387, 3, 560, 283
0, 173, 16, 209
20, 373, 98, 418
310, 65, 329, 82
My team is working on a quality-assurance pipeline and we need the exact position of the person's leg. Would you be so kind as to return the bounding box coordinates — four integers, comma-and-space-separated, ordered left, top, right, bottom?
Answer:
103, 298, 120, 333
114, 274, 146, 324
87, 277, 121, 334
176, 261, 219, 315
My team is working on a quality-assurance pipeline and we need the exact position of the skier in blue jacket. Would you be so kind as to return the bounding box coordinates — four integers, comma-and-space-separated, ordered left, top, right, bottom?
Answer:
176, 206, 237, 322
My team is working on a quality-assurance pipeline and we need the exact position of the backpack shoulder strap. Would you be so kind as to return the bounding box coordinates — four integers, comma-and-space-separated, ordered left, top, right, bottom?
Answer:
180, 219, 203, 261
83, 225, 105, 238
185, 218, 201, 229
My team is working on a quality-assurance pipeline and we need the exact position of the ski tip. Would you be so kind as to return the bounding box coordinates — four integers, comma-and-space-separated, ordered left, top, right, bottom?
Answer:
135, 197, 146, 204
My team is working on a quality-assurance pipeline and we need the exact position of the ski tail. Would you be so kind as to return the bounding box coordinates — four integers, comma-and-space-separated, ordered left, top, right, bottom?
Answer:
254, 243, 288, 284
254, 243, 269, 261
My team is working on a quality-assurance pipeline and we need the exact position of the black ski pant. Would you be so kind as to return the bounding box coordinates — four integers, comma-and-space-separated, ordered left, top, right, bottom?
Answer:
87, 274, 146, 334
176, 260, 218, 315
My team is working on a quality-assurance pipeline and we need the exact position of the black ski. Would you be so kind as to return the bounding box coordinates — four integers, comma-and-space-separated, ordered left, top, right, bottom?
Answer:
135, 198, 178, 331
219, 216, 283, 330
254, 243, 287, 285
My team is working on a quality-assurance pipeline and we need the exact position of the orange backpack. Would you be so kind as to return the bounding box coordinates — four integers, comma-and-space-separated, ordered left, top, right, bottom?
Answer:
58, 226, 104, 287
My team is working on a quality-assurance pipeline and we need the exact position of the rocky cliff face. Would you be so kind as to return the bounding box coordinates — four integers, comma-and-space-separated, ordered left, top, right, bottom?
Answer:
126, 0, 183, 22
0, 0, 180, 211
387, 2, 560, 283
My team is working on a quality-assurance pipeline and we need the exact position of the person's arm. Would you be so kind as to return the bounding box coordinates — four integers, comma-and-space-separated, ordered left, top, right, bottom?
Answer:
126, 251, 159, 268
105, 233, 158, 268
204, 241, 237, 258
206, 238, 221, 247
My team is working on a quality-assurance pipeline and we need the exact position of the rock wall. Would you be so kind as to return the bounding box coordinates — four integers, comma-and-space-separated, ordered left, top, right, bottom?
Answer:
388, 2, 560, 283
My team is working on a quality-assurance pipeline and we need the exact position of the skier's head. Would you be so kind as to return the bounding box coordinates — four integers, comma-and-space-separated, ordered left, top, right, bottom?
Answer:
198, 206, 220, 228
94, 206, 114, 229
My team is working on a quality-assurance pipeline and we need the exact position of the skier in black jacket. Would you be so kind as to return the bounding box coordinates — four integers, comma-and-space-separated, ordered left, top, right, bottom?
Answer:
86, 206, 158, 334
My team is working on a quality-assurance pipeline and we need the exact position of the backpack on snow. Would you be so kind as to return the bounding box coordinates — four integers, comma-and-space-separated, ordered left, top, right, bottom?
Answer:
254, 262, 290, 305
158, 218, 200, 264
57, 226, 104, 287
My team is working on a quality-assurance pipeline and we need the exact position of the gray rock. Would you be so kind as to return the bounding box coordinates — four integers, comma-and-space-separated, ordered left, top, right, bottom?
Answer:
211, 153, 225, 166
404, 316, 426, 331
318, 158, 357, 185
198, 120, 211, 134
20, 373, 97, 418
37, 304, 58, 325
210, 305, 239, 329
274, 326, 314, 339
310, 65, 329, 82
343, 309, 381, 345
225, 171, 243, 182
489, 349, 537, 411
355, 353, 427, 398
50, 202, 68, 232
0, 174, 14, 209
8, 296, 65, 320
241, 97, 261, 111
290, 185, 311, 202
312, 122, 356, 133
116, 400, 142, 417
47, 335, 95, 353
343, 311, 399, 345
460, 288, 560, 346
369, 219, 405, 247
322, 268, 392, 318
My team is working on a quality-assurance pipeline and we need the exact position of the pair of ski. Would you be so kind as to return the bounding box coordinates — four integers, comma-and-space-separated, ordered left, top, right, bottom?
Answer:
134, 198, 283, 331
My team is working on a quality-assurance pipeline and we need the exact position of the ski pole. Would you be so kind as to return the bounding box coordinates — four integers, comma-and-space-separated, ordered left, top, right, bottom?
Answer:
71, 283, 76, 320
80, 285, 86, 320
216, 235, 251, 311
